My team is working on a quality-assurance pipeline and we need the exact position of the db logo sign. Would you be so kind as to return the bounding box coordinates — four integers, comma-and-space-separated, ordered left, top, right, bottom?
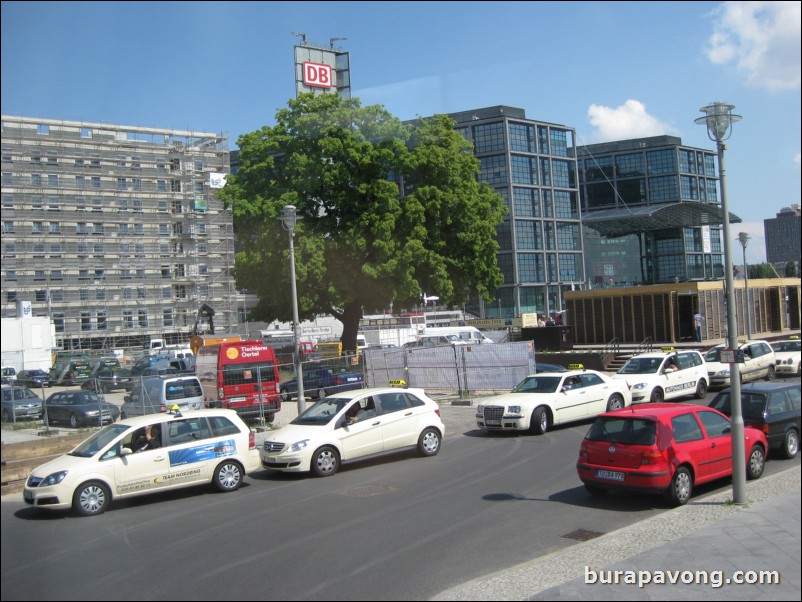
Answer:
303, 62, 333, 89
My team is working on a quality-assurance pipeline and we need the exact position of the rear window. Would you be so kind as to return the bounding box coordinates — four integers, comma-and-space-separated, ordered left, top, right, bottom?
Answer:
586, 417, 656, 445
208, 415, 242, 436
222, 362, 276, 386
165, 379, 202, 400
710, 392, 767, 421
617, 357, 661, 374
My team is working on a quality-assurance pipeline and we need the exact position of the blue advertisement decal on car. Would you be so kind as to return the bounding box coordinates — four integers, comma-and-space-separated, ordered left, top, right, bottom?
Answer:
169, 438, 237, 467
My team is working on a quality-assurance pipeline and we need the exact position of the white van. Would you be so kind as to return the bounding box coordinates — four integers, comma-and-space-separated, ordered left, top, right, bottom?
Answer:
121, 375, 204, 418
420, 326, 493, 345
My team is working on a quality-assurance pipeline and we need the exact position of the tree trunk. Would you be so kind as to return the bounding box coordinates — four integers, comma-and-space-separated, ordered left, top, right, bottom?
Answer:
339, 301, 362, 354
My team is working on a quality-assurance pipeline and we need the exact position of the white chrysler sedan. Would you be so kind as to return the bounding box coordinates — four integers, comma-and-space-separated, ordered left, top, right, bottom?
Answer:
23, 408, 261, 516
475, 365, 631, 435
772, 337, 801, 377
260, 387, 445, 476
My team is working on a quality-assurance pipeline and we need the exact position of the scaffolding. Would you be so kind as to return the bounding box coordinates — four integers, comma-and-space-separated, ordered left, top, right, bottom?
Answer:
1, 115, 236, 352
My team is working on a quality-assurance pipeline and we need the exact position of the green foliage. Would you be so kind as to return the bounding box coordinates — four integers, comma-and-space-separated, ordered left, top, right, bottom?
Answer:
748, 263, 780, 279
220, 94, 506, 349
784, 261, 798, 277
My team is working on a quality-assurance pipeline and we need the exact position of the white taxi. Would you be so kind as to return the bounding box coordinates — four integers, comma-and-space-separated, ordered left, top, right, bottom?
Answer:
475, 365, 631, 435
705, 340, 776, 387
260, 387, 445, 477
612, 348, 709, 404
772, 337, 801, 377
23, 408, 260, 516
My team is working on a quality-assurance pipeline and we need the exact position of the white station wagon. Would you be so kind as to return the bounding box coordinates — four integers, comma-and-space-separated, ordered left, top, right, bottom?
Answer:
705, 340, 776, 387
612, 348, 709, 404
23, 408, 260, 516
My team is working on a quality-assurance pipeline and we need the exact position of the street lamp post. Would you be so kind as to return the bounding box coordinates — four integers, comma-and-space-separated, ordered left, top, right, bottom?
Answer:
738, 232, 752, 339
279, 205, 305, 416
696, 102, 746, 505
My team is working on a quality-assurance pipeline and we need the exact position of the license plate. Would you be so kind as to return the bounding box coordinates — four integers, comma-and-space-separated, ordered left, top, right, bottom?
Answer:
595, 469, 625, 481
228, 397, 246, 403
486, 419, 501, 426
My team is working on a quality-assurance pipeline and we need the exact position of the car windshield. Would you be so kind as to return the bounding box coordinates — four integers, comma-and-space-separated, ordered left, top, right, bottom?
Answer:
774, 341, 801, 352
709, 392, 766, 421
617, 357, 662, 374
586, 418, 657, 445
69, 423, 130, 457
292, 397, 352, 425
511, 376, 562, 394
705, 347, 723, 362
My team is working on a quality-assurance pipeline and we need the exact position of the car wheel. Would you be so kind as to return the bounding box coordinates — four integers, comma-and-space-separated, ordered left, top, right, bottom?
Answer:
584, 483, 607, 497
69, 414, 79, 428
311, 446, 339, 477
665, 466, 692, 506
764, 366, 775, 381
694, 379, 708, 399
650, 388, 664, 403
530, 406, 549, 435
418, 427, 441, 456
73, 481, 110, 516
783, 430, 799, 459
747, 445, 765, 479
214, 461, 244, 492
606, 394, 624, 412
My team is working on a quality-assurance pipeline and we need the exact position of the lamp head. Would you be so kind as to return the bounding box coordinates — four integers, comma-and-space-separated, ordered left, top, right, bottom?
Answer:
695, 101, 742, 142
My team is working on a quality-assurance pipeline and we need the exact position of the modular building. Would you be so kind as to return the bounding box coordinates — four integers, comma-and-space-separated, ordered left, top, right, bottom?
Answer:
1, 316, 54, 372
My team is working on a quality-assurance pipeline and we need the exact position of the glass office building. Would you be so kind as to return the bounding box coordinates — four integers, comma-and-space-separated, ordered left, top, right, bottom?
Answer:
574, 136, 738, 286
446, 106, 582, 320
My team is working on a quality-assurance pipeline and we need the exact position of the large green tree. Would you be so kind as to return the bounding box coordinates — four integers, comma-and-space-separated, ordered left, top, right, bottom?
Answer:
220, 93, 506, 352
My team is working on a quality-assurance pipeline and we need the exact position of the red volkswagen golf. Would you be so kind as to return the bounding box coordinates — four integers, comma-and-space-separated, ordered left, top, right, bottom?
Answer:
576, 403, 768, 506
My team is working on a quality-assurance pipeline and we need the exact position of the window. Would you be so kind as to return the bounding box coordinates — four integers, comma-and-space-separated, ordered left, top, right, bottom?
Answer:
509, 123, 535, 153
473, 122, 506, 153
696, 410, 730, 438
513, 188, 540, 218
511, 155, 538, 185
48, 174, 58, 187
91, 176, 101, 189
75, 175, 85, 189
80, 288, 90, 301
123, 310, 134, 329
93, 223, 105, 235
671, 413, 703, 442
138, 309, 149, 327
479, 155, 507, 186
647, 149, 676, 175
117, 177, 127, 190
616, 153, 644, 178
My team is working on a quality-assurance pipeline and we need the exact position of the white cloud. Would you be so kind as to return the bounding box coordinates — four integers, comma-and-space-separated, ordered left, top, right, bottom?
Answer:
585, 99, 680, 143
795, 151, 801, 167
705, 1, 801, 91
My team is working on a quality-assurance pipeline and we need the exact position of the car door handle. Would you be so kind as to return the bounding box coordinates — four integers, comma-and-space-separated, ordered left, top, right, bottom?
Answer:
153, 455, 166, 462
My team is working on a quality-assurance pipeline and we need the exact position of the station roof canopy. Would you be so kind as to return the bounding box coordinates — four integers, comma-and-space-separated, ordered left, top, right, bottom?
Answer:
582, 202, 742, 237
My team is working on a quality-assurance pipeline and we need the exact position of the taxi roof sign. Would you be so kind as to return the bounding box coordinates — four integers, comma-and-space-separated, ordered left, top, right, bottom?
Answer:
568, 363, 584, 371
661, 346, 675, 352
389, 379, 406, 388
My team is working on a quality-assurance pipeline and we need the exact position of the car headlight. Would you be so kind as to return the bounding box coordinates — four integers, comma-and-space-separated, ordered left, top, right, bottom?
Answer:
477, 406, 484, 416
508, 405, 521, 414
85, 410, 99, 416
716, 369, 730, 377
41, 470, 68, 487
632, 383, 648, 390
289, 439, 310, 453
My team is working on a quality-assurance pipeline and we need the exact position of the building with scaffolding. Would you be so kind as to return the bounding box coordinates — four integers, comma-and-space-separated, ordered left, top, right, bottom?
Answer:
1, 116, 237, 351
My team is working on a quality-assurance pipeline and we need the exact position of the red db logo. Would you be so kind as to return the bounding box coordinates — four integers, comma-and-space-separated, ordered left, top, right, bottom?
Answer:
303, 62, 333, 88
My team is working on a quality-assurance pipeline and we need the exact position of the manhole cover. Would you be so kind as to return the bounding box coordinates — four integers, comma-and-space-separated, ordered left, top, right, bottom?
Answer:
561, 529, 605, 542
337, 485, 397, 498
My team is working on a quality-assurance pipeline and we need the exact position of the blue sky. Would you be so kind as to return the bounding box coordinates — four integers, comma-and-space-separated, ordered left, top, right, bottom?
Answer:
2, 1, 800, 264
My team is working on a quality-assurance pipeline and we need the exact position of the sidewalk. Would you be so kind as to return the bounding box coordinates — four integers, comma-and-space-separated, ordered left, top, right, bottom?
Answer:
432, 464, 801, 601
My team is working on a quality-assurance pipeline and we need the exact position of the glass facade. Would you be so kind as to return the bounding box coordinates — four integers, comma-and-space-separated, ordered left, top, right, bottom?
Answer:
576, 136, 722, 286
450, 107, 581, 319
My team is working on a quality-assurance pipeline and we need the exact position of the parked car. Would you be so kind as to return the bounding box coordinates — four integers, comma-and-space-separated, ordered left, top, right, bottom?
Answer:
1, 385, 43, 422
708, 382, 800, 459
534, 362, 567, 373
704, 340, 776, 387
1, 366, 17, 385
15, 369, 53, 389
121, 375, 204, 418
44, 390, 120, 428
771, 337, 801, 377
50, 358, 93, 386
261, 387, 445, 477
475, 365, 631, 435
81, 369, 133, 393
576, 403, 767, 506
280, 366, 365, 401
23, 408, 261, 516
90, 356, 122, 375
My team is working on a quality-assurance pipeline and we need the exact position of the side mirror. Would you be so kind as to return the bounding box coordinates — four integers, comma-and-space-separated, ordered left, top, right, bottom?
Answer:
120, 447, 133, 456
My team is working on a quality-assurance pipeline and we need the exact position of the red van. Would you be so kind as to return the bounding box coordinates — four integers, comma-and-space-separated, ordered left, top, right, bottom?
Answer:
196, 340, 281, 421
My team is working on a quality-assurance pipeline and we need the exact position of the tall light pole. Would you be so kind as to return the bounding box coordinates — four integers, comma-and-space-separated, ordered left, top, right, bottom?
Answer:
280, 205, 305, 416
696, 101, 746, 504
738, 232, 752, 339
